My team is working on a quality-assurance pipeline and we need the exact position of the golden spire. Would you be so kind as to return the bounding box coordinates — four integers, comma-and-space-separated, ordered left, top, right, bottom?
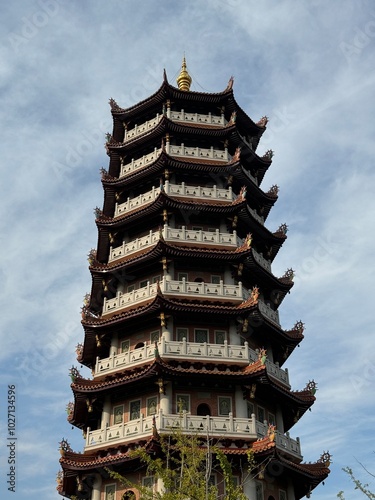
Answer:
176, 56, 192, 91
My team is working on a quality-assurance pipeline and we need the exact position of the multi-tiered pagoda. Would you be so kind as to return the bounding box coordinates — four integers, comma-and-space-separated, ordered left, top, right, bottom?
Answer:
57, 59, 330, 499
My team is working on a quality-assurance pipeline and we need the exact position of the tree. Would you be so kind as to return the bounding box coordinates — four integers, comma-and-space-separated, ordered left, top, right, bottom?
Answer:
107, 426, 257, 500
337, 461, 375, 499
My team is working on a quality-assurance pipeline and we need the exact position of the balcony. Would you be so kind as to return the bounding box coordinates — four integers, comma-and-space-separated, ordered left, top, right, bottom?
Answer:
170, 109, 226, 127
119, 142, 230, 179
114, 181, 235, 217
252, 248, 272, 273
120, 147, 161, 178
124, 114, 163, 142
258, 300, 280, 326
94, 338, 290, 388
167, 144, 229, 162
102, 278, 244, 316
108, 225, 239, 262
85, 410, 257, 451
85, 410, 301, 460
108, 228, 273, 278
256, 420, 301, 459
249, 206, 264, 225
123, 110, 226, 144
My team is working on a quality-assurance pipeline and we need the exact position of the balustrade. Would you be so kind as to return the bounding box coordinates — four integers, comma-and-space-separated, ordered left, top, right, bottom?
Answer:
85, 411, 257, 450
94, 338, 289, 387
114, 181, 235, 217
108, 226, 238, 262
170, 109, 225, 126
102, 278, 244, 316
168, 144, 229, 162
123, 110, 226, 145
119, 142, 230, 179
251, 248, 272, 272
256, 420, 301, 458
257, 300, 280, 325
85, 410, 300, 459
120, 147, 161, 178
124, 114, 162, 141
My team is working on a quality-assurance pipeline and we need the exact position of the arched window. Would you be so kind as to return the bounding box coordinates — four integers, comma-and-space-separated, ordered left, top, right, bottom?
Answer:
122, 489, 140, 499
135, 342, 144, 349
197, 403, 211, 416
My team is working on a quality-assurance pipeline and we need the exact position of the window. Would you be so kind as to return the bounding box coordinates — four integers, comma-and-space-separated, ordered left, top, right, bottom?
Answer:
176, 394, 190, 413
113, 405, 124, 424
120, 340, 130, 353
176, 327, 188, 341
152, 275, 161, 283
127, 284, 135, 292
192, 226, 203, 231
150, 330, 160, 343
197, 403, 211, 416
215, 330, 226, 344
195, 329, 208, 343
247, 402, 255, 418
268, 412, 276, 427
142, 476, 155, 489
129, 399, 141, 420
257, 406, 265, 423
211, 275, 221, 284
256, 481, 263, 500
178, 272, 188, 281
105, 484, 116, 500
218, 396, 232, 416
279, 491, 287, 500
147, 397, 158, 416
122, 490, 137, 500
139, 279, 148, 288
223, 476, 239, 498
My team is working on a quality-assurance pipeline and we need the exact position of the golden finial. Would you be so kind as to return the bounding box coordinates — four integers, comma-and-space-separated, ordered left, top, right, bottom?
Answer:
176, 56, 192, 91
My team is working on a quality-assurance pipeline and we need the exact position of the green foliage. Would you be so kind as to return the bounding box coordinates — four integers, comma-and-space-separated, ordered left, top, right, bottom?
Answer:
106, 429, 255, 499
337, 466, 375, 499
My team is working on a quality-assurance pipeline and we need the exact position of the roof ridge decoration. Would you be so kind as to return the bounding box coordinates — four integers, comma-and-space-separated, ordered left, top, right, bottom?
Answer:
226, 75, 234, 90
238, 286, 259, 309
256, 115, 269, 128
176, 56, 192, 92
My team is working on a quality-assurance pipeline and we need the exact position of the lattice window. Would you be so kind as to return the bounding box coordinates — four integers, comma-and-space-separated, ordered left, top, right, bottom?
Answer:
113, 405, 123, 424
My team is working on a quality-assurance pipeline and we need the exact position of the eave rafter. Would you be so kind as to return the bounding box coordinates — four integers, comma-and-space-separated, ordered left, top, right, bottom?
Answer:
108, 76, 266, 141
69, 356, 315, 431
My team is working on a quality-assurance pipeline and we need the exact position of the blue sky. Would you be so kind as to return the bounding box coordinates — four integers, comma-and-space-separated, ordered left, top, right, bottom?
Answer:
0, 1, 374, 498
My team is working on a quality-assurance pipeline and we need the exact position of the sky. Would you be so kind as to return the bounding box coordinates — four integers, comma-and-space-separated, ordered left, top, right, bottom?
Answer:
0, 0, 374, 499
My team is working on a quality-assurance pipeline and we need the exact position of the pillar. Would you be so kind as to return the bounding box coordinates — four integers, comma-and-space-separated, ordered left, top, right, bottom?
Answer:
229, 320, 240, 345
287, 478, 296, 499
162, 316, 173, 342
110, 332, 118, 356
276, 404, 284, 433
235, 385, 247, 418
90, 473, 102, 500
101, 395, 111, 429
157, 477, 165, 495
159, 381, 172, 414
243, 475, 256, 499
224, 266, 233, 283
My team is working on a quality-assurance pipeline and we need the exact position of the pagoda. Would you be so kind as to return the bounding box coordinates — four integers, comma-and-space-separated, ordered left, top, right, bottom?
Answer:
57, 58, 330, 499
